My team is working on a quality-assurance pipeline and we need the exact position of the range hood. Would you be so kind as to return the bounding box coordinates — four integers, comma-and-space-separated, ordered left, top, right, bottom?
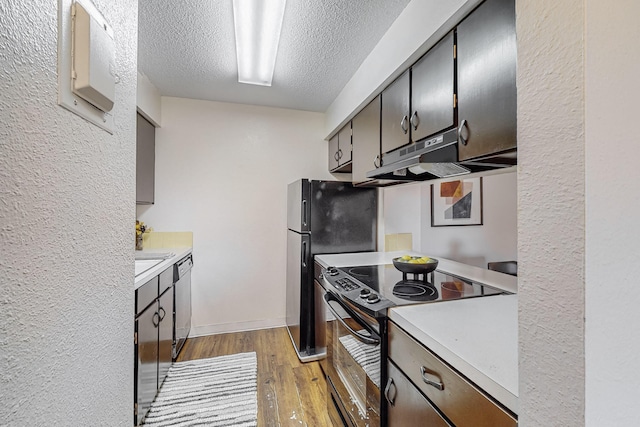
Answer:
366, 128, 516, 182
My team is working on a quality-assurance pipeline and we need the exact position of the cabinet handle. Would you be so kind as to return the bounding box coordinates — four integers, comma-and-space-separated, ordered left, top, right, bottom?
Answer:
400, 115, 408, 134
410, 111, 420, 130
458, 119, 469, 146
384, 377, 397, 406
334, 151, 340, 162
420, 366, 444, 390
337, 149, 343, 160
152, 312, 160, 328
158, 306, 166, 321
373, 154, 381, 168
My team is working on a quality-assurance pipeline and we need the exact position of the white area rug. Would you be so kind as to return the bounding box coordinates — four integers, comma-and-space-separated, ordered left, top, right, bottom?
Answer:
142, 352, 258, 427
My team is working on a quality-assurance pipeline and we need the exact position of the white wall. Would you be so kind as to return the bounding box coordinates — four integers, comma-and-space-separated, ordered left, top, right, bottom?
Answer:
584, 0, 640, 424
0, 1, 137, 425
137, 97, 333, 335
420, 171, 517, 267
381, 172, 517, 266
517, 1, 586, 424
381, 182, 422, 251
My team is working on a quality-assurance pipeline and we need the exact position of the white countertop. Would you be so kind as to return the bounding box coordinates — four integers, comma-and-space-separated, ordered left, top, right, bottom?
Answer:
390, 294, 519, 414
134, 247, 192, 289
315, 251, 518, 414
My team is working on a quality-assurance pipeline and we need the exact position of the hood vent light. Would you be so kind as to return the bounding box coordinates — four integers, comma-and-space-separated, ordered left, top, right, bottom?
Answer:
408, 163, 470, 178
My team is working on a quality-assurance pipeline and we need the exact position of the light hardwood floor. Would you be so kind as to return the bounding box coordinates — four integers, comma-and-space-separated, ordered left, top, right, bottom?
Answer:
177, 327, 333, 427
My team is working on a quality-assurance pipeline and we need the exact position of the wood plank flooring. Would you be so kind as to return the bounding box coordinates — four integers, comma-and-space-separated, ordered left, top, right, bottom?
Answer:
177, 327, 333, 427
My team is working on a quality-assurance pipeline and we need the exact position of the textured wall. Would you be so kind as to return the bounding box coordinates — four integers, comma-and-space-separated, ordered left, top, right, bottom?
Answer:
0, 1, 137, 425
137, 97, 333, 336
584, 0, 640, 424
517, 1, 585, 425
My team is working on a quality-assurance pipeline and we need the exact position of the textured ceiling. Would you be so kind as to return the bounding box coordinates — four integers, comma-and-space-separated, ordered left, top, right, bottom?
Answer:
138, 0, 412, 112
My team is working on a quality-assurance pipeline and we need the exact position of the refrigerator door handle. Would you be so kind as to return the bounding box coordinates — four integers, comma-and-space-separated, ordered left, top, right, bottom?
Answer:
302, 199, 308, 227
302, 240, 307, 268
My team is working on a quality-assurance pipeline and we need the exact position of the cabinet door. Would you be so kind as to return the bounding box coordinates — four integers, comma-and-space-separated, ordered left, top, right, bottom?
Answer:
381, 70, 410, 154
388, 322, 517, 427
411, 31, 455, 142
456, 0, 516, 161
352, 96, 381, 184
328, 134, 340, 171
386, 361, 451, 427
157, 287, 174, 387
136, 114, 155, 204
337, 123, 352, 167
135, 303, 159, 426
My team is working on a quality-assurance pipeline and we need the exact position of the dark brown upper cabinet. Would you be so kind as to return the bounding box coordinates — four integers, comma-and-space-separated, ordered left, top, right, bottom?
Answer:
410, 31, 455, 143
381, 70, 410, 154
136, 113, 155, 204
456, 0, 516, 161
352, 95, 381, 185
328, 122, 353, 173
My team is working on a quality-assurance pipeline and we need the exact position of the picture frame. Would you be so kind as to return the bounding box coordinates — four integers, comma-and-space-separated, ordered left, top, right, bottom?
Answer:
431, 177, 483, 227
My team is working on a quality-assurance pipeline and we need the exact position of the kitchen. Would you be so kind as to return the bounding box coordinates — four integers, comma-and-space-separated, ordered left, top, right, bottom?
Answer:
1, 0, 638, 426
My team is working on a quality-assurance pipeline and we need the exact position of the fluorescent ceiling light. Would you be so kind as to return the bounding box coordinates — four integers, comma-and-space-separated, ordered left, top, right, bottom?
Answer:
232, 0, 286, 86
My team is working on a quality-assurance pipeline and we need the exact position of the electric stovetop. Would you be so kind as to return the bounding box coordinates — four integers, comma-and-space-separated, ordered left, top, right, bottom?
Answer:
326, 263, 505, 315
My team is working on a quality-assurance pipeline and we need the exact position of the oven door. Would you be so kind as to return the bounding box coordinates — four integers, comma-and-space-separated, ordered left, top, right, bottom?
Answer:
324, 290, 382, 427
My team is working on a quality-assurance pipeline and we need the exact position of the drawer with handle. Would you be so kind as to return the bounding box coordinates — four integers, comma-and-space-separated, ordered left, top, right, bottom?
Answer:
388, 321, 517, 427
385, 360, 451, 426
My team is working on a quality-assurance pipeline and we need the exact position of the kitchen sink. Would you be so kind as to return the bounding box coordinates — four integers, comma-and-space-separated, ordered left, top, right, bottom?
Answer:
135, 259, 165, 276
135, 252, 174, 260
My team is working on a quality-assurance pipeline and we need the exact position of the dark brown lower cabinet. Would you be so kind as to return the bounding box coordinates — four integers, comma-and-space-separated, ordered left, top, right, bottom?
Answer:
386, 361, 451, 426
387, 321, 517, 427
134, 268, 174, 426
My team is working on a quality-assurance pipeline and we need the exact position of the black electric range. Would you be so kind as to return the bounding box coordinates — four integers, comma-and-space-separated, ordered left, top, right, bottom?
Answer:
323, 263, 505, 318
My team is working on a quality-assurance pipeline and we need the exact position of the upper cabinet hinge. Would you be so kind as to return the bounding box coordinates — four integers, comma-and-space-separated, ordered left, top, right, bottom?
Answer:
453, 44, 457, 59
453, 94, 457, 109
134, 332, 138, 345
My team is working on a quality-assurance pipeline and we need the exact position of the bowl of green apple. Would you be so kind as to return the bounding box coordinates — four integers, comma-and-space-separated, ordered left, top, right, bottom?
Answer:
392, 255, 439, 274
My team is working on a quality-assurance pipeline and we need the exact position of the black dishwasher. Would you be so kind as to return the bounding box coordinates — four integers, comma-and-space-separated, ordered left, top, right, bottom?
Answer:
172, 254, 193, 360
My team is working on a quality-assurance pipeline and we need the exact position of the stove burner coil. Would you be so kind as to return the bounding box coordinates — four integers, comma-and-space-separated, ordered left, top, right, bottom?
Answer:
393, 284, 428, 297
347, 266, 378, 277
392, 281, 438, 301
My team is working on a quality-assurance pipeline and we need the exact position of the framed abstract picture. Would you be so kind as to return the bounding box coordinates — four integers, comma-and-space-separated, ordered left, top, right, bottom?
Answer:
431, 177, 483, 227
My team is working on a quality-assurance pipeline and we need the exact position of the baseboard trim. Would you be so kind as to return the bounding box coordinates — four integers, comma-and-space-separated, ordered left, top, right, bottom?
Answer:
190, 317, 286, 337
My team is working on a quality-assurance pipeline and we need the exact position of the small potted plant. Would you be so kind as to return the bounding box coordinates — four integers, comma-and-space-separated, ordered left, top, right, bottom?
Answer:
135, 220, 151, 250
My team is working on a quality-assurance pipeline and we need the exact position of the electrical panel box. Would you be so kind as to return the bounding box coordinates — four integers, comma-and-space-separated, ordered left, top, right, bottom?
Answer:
71, 2, 115, 112
57, 0, 115, 132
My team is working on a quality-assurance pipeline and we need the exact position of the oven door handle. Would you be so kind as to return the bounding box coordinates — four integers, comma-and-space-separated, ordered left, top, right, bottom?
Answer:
324, 293, 381, 346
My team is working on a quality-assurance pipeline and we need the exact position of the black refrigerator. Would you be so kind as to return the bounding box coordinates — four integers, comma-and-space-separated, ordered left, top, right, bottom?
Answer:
286, 179, 377, 362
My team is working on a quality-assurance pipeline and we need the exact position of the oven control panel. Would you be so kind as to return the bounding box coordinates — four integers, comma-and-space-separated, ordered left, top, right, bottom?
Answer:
333, 277, 360, 292
323, 267, 395, 313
